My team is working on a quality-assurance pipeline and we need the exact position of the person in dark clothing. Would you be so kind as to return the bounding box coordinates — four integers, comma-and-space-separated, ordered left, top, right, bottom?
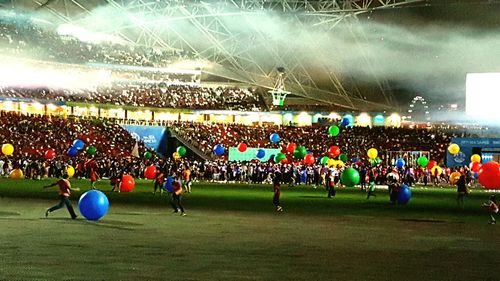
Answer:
170, 177, 186, 216
366, 170, 376, 199
273, 170, 283, 212
456, 174, 468, 209
44, 174, 78, 219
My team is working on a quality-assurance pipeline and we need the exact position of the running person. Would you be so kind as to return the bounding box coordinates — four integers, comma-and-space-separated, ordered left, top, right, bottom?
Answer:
482, 195, 498, 225
44, 174, 78, 219
153, 169, 165, 195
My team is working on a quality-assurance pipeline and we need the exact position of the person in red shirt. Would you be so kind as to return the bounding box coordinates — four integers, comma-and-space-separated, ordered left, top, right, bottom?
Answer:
89, 168, 99, 189
44, 174, 78, 219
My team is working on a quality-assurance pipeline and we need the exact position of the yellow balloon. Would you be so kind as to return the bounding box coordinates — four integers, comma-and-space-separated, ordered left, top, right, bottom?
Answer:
172, 152, 181, 160
66, 165, 75, 178
335, 160, 345, 167
2, 143, 14, 156
367, 148, 378, 159
448, 143, 460, 155
431, 165, 443, 176
470, 154, 481, 163
9, 169, 24, 179
327, 159, 336, 167
449, 172, 461, 185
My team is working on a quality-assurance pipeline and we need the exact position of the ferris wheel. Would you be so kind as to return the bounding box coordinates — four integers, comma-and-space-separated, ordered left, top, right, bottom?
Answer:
404, 96, 430, 122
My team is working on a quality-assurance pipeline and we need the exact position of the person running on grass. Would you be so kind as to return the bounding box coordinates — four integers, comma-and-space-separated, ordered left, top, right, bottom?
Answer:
170, 176, 186, 216
44, 174, 78, 219
482, 195, 498, 225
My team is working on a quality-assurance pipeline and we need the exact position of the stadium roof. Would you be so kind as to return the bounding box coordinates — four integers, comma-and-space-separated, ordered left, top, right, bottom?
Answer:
2, 0, 499, 111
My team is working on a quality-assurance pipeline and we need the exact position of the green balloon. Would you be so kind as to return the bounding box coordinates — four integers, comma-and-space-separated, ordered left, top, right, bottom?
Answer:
340, 168, 360, 187
176, 146, 187, 157
144, 151, 152, 160
417, 156, 429, 168
298, 146, 307, 159
369, 159, 377, 167
339, 154, 348, 162
375, 157, 382, 164
275, 152, 286, 162
321, 156, 330, 165
328, 125, 340, 137
293, 149, 301, 159
86, 145, 97, 155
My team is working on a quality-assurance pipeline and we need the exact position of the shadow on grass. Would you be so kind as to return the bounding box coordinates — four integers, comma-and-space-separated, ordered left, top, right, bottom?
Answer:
44, 217, 140, 230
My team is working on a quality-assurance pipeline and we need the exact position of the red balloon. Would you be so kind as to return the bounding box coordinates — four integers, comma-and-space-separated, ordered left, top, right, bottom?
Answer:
286, 143, 296, 153
470, 161, 482, 173
144, 166, 157, 180
427, 160, 437, 170
478, 161, 500, 189
237, 143, 247, 152
328, 146, 341, 158
120, 175, 135, 192
281, 158, 289, 164
44, 149, 56, 160
304, 154, 315, 165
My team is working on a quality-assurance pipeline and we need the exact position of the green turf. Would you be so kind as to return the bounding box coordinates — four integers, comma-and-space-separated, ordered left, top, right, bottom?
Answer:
0, 178, 499, 281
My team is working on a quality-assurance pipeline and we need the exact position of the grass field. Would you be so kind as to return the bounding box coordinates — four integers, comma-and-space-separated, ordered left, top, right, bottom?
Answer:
0, 178, 499, 281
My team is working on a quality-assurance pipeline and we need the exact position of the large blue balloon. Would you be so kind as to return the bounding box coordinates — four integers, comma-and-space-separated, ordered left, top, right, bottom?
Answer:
163, 176, 174, 192
269, 133, 280, 143
78, 190, 109, 221
73, 139, 85, 150
67, 146, 78, 157
396, 158, 406, 169
256, 149, 265, 159
398, 184, 412, 205
213, 144, 225, 156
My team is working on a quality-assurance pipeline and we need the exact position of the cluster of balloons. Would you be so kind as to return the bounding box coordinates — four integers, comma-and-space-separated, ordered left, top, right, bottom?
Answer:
1, 143, 14, 156
78, 190, 109, 221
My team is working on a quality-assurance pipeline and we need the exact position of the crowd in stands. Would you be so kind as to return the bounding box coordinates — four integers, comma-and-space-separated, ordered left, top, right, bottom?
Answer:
0, 20, 189, 67
0, 111, 478, 192
0, 85, 264, 111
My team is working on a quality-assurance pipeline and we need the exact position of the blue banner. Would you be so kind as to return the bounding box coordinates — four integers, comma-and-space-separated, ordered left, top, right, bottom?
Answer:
446, 138, 500, 167
121, 125, 167, 154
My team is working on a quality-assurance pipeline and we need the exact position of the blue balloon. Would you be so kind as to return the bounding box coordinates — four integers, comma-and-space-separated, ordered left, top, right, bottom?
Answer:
341, 118, 350, 126
163, 177, 174, 192
396, 158, 406, 169
213, 144, 225, 156
78, 190, 109, 221
269, 133, 280, 143
67, 146, 78, 157
351, 157, 359, 163
73, 139, 85, 150
398, 184, 412, 205
256, 149, 265, 159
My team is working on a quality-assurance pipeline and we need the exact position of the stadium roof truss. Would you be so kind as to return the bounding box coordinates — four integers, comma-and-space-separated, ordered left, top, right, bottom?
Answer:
2, 0, 427, 111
